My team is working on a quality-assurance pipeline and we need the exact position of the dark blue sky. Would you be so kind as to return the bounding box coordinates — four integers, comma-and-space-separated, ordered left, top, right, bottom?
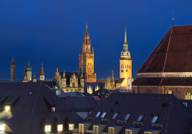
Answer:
0, 0, 192, 80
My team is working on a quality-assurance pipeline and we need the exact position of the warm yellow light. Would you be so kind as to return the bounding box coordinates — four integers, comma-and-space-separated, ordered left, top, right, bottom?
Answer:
0, 123, 6, 132
4, 105, 11, 112
44, 124, 51, 133
68, 123, 74, 131
57, 124, 63, 132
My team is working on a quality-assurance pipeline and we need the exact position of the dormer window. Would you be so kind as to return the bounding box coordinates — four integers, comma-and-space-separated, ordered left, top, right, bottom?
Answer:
68, 123, 75, 131
112, 113, 118, 120
51, 107, 56, 112
137, 115, 144, 122
0, 123, 6, 132
124, 113, 130, 121
101, 112, 107, 119
4, 105, 11, 112
44, 124, 51, 133
96, 112, 101, 118
57, 124, 63, 132
152, 116, 158, 124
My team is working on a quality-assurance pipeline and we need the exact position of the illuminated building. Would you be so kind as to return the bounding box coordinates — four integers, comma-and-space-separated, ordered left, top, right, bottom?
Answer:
39, 64, 45, 81
23, 63, 32, 82
79, 25, 97, 83
119, 29, 133, 90
54, 68, 85, 92
133, 26, 192, 100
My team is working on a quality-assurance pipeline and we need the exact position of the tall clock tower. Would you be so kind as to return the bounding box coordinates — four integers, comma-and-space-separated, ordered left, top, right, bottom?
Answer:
79, 25, 96, 83
119, 30, 132, 89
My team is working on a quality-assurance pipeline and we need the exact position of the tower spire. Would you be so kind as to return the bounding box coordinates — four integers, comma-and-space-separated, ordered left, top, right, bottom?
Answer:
123, 28, 128, 52
124, 28, 128, 44
85, 24, 88, 32
83, 24, 91, 46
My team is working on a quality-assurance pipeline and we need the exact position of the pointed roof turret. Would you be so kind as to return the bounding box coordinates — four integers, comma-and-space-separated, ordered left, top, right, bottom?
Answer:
25, 63, 32, 71
123, 28, 128, 51
83, 24, 91, 45
40, 64, 44, 75
121, 28, 131, 58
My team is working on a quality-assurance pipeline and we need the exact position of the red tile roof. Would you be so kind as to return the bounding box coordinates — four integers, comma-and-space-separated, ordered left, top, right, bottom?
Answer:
138, 26, 192, 73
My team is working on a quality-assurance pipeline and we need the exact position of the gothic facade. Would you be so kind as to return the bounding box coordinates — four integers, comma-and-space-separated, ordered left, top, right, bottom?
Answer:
79, 25, 97, 83
54, 68, 85, 92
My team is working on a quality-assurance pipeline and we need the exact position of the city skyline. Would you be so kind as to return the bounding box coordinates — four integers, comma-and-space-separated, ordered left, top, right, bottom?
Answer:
0, 0, 192, 80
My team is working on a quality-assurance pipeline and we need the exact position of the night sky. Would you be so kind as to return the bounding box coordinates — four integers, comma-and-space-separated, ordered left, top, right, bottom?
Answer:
0, 0, 192, 80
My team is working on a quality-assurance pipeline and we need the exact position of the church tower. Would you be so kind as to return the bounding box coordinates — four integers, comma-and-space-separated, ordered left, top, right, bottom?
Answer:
24, 63, 32, 81
10, 59, 16, 81
119, 29, 132, 89
79, 25, 96, 83
39, 64, 45, 81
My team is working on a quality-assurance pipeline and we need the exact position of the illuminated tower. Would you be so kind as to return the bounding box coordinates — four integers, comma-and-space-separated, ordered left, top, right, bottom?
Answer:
39, 64, 45, 81
10, 59, 16, 81
24, 63, 32, 81
79, 25, 96, 83
119, 29, 132, 89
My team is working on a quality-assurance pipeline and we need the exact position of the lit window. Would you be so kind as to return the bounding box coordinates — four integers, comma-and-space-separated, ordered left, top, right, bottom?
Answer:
95, 85, 100, 91
0, 123, 6, 132
57, 124, 63, 132
96, 112, 101, 118
44, 124, 51, 133
112, 113, 118, 120
137, 115, 144, 122
93, 125, 99, 134
4, 105, 11, 112
101, 112, 107, 119
125, 129, 132, 134
124, 114, 130, 121
152, 116, 158, 124
68, 123, 74, 131
51, 107, 56, 112
108, 127, 115, 134
79, 123, 84, 133
167, 90, 173, 95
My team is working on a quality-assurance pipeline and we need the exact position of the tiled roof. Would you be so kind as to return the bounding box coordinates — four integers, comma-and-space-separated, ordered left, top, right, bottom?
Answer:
138, 26, 192, 73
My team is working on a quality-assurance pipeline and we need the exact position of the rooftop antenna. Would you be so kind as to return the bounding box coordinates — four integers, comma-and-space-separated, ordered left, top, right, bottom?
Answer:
171, 10, 176, 27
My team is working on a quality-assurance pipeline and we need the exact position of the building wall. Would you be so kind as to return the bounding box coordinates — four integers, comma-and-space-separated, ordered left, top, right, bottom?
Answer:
120, 58, 132, 79
133, 85, 192, 100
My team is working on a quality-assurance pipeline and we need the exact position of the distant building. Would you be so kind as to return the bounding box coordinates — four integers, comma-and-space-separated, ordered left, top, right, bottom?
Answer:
133, 26, 192, 100
39, 64, 45, 81
104, 30, 133, 91
79, 25, 97, 83
10, 59, 16, 81
118, 30, 133, 90
54, 68, 85, 92
23, 63, 32, 82
104, 70, 116, 90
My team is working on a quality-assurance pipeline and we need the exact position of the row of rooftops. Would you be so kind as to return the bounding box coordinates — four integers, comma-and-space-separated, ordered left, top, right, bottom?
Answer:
0, 81, 191, 133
